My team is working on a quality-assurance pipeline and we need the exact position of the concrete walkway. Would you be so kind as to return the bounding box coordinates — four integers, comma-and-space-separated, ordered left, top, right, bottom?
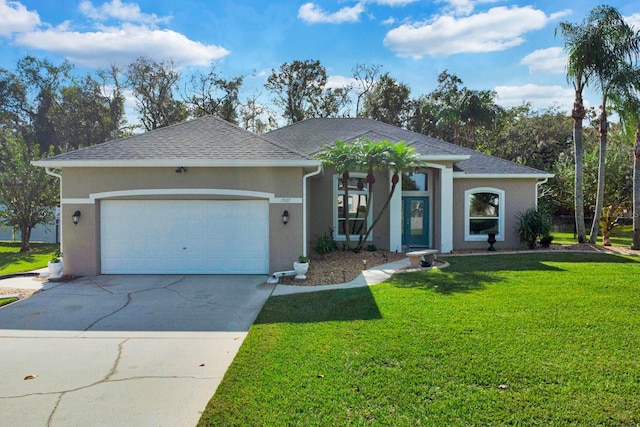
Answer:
272, 258, 412, 296
0, 274, 274, 427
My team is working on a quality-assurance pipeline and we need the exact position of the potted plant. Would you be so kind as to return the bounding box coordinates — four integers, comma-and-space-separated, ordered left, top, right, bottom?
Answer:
293, 255, 310, 280
48, 250, 63, 279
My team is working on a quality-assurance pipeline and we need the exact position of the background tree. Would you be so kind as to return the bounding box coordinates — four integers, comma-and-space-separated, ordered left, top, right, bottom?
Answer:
238, 92, 278, 134
0, 56, 73, 152
314, 86, 352, 118
428, 70, 500, 148
183, 66, 243, 124
477, 104, 572, 172
361, 72, 411, 127
0, 132, 58, 252
265, 59, 327, 124
352, 63, 382, 117
50, 73, 124, 151
126, 57, 188, 131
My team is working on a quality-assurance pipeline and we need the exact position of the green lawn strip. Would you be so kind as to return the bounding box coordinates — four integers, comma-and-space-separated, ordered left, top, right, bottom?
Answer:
553, 225, 633, 246
0, 242, 59, 275
199, 253, 640, 426
0, 297, 19, 307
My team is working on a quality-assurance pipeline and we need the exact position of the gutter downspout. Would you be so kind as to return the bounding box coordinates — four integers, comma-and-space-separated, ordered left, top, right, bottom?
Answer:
45, 167, 63, 252
302, 164, 323, 257
535, 178, 549, 208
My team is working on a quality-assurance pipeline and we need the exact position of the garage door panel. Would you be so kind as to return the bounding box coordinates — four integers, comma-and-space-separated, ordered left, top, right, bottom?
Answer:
101, 200, 269, 274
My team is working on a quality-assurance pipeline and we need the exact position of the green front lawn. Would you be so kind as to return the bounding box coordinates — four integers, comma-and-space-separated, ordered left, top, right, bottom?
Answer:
0, 242, 59, 275
200, 252, 640, 426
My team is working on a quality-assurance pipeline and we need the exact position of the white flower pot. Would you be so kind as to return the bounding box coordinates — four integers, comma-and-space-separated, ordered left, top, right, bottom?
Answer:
48, 261, 63, 279
293, 261, 309, 280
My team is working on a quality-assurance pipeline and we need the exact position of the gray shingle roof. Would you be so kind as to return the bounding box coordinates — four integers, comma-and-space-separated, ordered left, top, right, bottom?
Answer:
267, 118, 551, 176
38, 115, 311, 164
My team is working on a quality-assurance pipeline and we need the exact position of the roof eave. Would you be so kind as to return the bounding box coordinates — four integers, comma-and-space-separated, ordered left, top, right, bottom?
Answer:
420, 155, 471, 162
31, 159, 321, 168
453, 172, 555, 179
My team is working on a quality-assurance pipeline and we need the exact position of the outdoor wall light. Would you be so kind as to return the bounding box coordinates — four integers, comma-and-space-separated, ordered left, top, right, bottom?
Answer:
175, 167, 187, 173
72, 210, 81, 225
282, 210, 289, 225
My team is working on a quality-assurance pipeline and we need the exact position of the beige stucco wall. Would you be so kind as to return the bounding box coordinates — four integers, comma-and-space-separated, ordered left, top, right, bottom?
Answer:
60, 167, 305, 276
452, 178, 540, 250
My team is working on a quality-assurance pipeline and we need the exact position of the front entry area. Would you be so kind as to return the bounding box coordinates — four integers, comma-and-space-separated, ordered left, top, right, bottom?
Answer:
403, 196, 430, 248
100, 199, 269, 274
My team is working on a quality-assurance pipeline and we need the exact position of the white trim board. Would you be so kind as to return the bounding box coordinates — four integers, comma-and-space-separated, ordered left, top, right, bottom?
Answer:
62, 189, 302, 205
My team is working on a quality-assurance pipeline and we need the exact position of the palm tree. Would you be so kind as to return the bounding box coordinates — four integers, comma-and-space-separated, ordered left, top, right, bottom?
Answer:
557, 12, 596, 243
316, 139, 365, 250
316, 139, 423, 253
611, 66, 640, 249
354, 140, 423, 252
584, 6, 640, 244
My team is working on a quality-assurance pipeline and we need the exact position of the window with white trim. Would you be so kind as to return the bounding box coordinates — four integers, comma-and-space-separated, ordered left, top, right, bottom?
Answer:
334, 173, 373, 241
464, 188, 505, 241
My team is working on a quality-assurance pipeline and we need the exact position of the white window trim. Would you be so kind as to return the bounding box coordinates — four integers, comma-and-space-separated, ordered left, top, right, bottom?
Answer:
333, 173, 373, 242
464, 187, 505, 242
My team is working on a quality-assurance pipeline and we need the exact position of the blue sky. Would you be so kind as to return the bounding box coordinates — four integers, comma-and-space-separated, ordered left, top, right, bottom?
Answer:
1, 0, 639, 117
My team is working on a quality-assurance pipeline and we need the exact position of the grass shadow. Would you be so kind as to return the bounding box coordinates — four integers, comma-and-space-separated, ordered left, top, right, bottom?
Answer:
254, 286, 382, 324
392, 269, 503, 294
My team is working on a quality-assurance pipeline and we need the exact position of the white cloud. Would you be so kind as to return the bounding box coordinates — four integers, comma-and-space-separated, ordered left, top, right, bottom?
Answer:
0, 0, 40, 37
298, 2, 366, 24
79, 0, 171, 25
520, 47, 566, 74
326, 75, 356, 89
494, 84, 575, 111
384, 6, 571, 58
382, 16, 396, 25
15, 23, 229, 68
436, 0, 503, 17
625, 13, 640, 30
367, 0, 418, 5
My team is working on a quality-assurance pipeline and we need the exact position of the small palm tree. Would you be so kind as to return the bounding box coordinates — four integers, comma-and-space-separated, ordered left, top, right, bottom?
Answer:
316, 139, 365, 250
316, 139, 424, 253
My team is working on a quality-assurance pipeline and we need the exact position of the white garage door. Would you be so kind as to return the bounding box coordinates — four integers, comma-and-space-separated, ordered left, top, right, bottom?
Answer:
101, 200, 269, 274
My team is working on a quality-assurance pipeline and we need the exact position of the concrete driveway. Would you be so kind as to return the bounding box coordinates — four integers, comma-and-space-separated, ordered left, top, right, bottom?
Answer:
0, 275, 274, 426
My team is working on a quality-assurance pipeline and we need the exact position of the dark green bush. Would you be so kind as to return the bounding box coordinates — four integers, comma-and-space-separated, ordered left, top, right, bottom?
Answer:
366, 244, 377, 252
517, 206, 551, 249
539, 234, 554, 248
314, 227, 338, 256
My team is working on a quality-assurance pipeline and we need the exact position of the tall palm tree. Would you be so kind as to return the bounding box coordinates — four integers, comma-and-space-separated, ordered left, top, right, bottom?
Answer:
611, 67, 640, 249
585, 6, 640, 244
556, 18, 593, 243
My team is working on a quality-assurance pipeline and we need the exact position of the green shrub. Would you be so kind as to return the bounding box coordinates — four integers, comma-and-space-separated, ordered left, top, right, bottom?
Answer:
517, 206, 551, 249
314, 227, 338, 256
539, 234, 554, 248
366, 244, 377, 252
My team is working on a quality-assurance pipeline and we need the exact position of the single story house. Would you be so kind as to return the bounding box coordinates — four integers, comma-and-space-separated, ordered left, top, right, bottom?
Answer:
33, 115, 553, 276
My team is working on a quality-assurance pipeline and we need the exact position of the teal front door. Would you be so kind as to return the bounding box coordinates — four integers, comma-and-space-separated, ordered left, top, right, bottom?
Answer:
403, 197, 430, 248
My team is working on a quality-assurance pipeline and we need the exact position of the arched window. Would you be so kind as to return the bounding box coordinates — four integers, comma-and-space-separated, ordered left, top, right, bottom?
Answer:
464, 188, 505, 241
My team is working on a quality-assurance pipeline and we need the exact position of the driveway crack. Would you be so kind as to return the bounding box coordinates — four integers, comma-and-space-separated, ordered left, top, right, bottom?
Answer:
83, 294, 132, 331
